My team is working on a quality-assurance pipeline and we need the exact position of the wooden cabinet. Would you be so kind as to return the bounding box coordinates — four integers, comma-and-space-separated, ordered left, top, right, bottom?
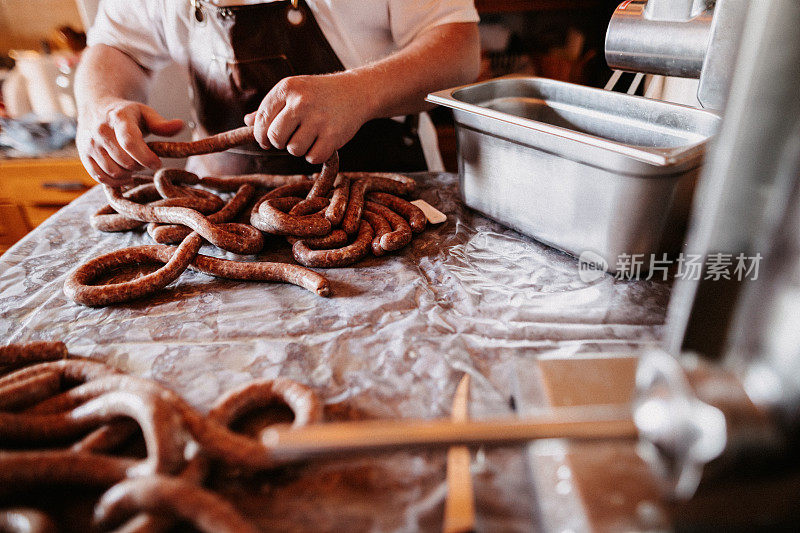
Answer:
0, 202, 29, 253
0, 156, 94, 253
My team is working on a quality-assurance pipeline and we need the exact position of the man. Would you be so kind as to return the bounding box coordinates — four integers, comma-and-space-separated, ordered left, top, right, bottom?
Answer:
75, 0, 481, 184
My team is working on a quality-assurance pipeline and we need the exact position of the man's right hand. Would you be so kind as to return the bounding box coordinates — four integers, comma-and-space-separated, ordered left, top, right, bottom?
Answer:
76, 98, 184, 185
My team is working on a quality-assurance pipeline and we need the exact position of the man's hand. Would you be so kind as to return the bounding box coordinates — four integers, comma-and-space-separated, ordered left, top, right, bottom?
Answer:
244, 73, 371, 165
244, 22, 479, 165
76, 98, 184, 185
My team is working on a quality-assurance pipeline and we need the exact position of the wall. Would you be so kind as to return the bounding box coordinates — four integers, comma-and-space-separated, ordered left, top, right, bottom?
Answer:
0, 0, 85, 54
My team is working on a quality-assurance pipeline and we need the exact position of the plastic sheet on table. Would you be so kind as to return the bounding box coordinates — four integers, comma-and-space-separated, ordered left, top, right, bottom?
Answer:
0, 173, 668, 532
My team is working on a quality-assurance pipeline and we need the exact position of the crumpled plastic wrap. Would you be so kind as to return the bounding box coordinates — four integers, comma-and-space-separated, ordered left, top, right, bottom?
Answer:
0, 172, 668, 532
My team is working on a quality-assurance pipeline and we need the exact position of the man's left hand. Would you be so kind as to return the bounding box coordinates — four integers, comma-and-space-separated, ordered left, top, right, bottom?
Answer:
244, 73, 372, 164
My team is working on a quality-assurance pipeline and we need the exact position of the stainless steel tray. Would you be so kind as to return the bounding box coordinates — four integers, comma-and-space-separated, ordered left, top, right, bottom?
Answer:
427, 76, 721, 272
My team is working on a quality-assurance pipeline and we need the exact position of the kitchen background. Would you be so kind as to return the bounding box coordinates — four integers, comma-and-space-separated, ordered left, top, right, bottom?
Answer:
0, 0, 622, 253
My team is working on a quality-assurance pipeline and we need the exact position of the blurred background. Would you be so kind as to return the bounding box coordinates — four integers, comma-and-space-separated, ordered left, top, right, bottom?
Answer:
0, 0, 628, 163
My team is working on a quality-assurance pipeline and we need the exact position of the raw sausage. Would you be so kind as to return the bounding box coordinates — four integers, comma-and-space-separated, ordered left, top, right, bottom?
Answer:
148, 183, 256, 244
199, 173, 309, 192
103, 185, 263, 255
364, 201, 413, 252
95, 476, 259, 533
64, 233, 204, 307
341, 176, 416, 235
0, 342, 67, 367
324, 173, 350, 226
361, 210, 391, 256
252, 197, 332, 237
287, 229, 349, 251
147, 126, 255, 158
292, 220, 374, 268
304, 151, 339, 199
366, 192, 427, 234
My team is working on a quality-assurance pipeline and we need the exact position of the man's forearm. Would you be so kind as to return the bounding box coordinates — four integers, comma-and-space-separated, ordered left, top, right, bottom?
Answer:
75, 44, 151, 118
349, 22, 481, 120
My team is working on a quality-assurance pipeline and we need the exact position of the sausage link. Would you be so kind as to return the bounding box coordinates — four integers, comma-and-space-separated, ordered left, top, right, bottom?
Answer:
339, 171, 416, 194
304, 151, 339, 199
76, 389, 192, 476
252, 197, 332, 237
177, 250, 331, 297
95, 476, 260, 533
104, 186, 263, 254
24, 374, 136, 415
205, 378, 323, 479
262, 181, 314, 200
101, 192, 224, 230
341, 176, 416, 235
25, 374, 185, 416
92, 205, 147, 232
287, 229, 349, 251
71, 420, 139, 453
366, 192, 427, 233
66, 234, 329, 303
0, 342, 67, 367
21, 373, 297, 472
91, 184, 160, 232
147, 211, 264, 249
1, 389, 190, 476
64, 233, 203, 307
110, 447, 211, 533
292, 220, 373, 268
0, 371, 60, 412
324, 172, 350, 226
248, 196, 296, 233
209, 378, 323, 429
199, 173, 310, 192
148, 183, 256, 244
248, 186, 317, 232
364, 201, 413, 252
0, 451, 135, 494
145, 195, 224, 215
242, 151, 335, 221
153, 168, 200, 194
340, 179, 369, 236
361, 210, 392, 256
0, 360, 119, 392
153, 169, 225, 211
145, 223, 185, 245
289, 196, 329, 216
147, 126, 255, 158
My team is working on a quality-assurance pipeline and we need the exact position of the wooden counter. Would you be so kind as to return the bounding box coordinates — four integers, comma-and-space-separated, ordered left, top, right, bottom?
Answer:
0, 155, 93, 253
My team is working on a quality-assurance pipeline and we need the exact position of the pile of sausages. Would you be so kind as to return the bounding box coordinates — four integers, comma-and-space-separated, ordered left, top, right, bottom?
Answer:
64, 127, 428, 307
0, 341, 323, 532
250, 160, 426, 269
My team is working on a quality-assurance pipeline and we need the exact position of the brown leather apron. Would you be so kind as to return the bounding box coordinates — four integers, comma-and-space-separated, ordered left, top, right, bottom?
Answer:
186, 0, 427, 175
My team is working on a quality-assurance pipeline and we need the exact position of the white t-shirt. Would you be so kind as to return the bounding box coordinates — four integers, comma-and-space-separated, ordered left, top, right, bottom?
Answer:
87, 0, 480, 72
